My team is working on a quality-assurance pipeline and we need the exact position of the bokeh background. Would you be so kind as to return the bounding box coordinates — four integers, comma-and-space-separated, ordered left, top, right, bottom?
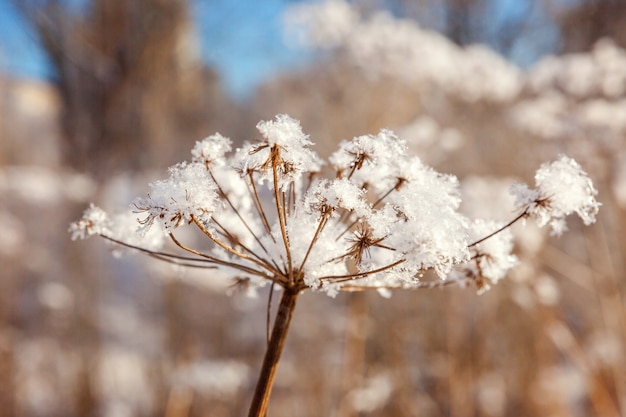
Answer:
1, 0, 625, 416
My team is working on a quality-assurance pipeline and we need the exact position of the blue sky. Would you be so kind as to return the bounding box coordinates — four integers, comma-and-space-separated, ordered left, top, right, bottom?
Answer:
0, 1, 54, 80
190, 0, 313, 99
0, 0, 564, 101
0, 0, 313, 100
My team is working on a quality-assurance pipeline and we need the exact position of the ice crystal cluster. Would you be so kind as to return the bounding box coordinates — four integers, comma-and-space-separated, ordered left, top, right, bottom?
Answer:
71, 115, 599, 296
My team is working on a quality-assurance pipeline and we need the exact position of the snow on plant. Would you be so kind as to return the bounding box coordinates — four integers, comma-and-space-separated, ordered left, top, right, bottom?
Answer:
283, 0, 522, 102
510, 155, 600, 236
70, 114, 598, 416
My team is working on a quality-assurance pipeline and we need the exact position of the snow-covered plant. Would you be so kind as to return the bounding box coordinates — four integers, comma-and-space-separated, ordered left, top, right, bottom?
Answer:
284, 0, 522, 103
70, 114, 599, 416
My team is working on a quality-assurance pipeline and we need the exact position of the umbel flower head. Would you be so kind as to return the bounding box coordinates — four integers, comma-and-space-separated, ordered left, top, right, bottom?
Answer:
510, 155, 601, 236
70, 114, 599, 296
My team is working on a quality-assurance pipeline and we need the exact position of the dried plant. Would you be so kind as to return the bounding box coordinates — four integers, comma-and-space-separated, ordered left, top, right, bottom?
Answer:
70, 114, 599, 416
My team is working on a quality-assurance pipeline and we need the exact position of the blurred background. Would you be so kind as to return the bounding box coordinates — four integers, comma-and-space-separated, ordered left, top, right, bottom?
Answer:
1, 0, 625, 416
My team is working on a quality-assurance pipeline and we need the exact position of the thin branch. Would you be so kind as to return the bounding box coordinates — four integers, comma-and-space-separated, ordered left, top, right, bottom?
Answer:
100, 234, 217, 268
191, 215, 275, 274
372, 180, 404, 208
248, 171, 273, 236
282, 187, 288, 223
335, 181, 400, 241
346, 161, 360, 180
248, 287, 299, 417
339, 277, 466, 292
287, 182, 295, 217
296, 212, 331, 278
327, 235, 393, 264
209, 168, 271, 256
468, 209, 528, 248
266, 283, 275, 346
168, 233, 278, 283
145, 255, 218, 270
211, 217, 280, 276
335, 208, 358, 239
319, 259, 406, 283
211, 216, 240, 244
271, 151, 293, 279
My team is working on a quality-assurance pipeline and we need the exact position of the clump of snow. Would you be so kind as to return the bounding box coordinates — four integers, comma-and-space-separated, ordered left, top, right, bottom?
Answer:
511, 155, 600, 235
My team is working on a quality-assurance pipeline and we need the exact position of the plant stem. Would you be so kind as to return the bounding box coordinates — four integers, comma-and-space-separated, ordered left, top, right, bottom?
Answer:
248, 286, 299, 417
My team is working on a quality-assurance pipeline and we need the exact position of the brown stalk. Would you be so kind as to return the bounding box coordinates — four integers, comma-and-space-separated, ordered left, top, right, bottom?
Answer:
468, 209, 528, 247
266, 283, 275, 345
296, 211, 331, 279
248, 170, 273, 236
282, 187, 289, 223
287, 181, 296, 217
168, 233, 278, 283
208, 168, 271, 256
190, 215, 276, 274
211, 217, 278, 274
248, 286, 300, 417
339, 277, 462, 292
271, 150, 293, 279
100, 234, 217, 268
319, 259, 406, 283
